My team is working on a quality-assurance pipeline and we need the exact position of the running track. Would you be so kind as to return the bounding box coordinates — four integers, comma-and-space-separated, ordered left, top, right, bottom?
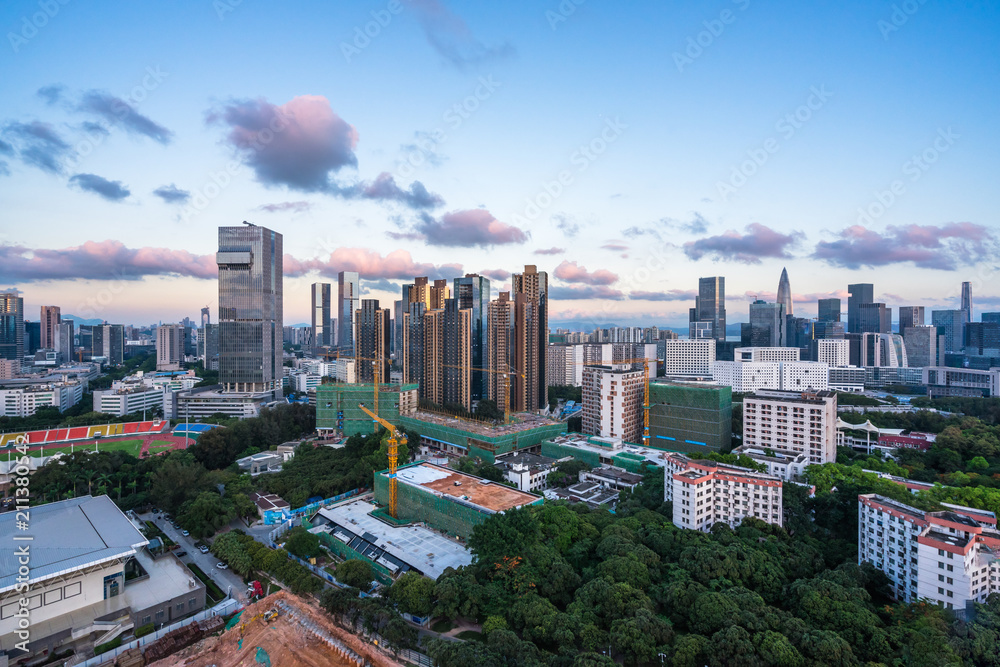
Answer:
25, 433, 194, 457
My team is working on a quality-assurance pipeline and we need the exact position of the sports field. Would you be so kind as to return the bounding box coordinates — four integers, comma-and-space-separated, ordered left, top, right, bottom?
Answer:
30, 438, 145, 458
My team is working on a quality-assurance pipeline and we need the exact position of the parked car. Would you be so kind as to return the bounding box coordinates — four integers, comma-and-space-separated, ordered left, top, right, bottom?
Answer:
174, 550, 187, 557
199, 545, 210, 554
216, 562, 228, 570
181, 530, 190, 537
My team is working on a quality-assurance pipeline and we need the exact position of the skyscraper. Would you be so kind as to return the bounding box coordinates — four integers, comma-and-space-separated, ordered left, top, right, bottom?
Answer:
847, 283, 874, 334
354, 299, 390, 383
897, 306, 925, 333
40, 306, 60, 351
961, 281, 973, 323
453, 274, 490, 400
689, 277, 726, 341
0, 290, 24, 362
858, 302, 892, 334
56, 320, 74, 363
441, 298, 473, 411
487, 292, 514, 411
512, 265, 548, 412
157, 323, 185, 370
776, 268, 793, 317
931, 309, 966, 354
817, 298, 840, 323
201, 306, 210, 327
311, 282, 332, 347
92, 324, 125, 365
217, 223, 283, 397
903, 325, 939, 368
338, 271, 360, 354
748, 300, 785, 347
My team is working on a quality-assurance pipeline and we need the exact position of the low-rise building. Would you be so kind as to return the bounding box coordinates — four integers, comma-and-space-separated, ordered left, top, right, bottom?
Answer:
93, 385, 167, 417
858, 494, 1000, 615
580, 465, 644, 491
238, 452, 285, 475
165, 386, 270, 420
731, 445, 809, 481
0, 382, 83, 417
493, 451, 558, 492
664, 452, 783, 532
249, 491, 290, 519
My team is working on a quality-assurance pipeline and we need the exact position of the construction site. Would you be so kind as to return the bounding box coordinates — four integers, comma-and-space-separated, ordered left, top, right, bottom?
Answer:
398, 409, 566, 462
373, 461, 543, 539
143, 591, 401, 667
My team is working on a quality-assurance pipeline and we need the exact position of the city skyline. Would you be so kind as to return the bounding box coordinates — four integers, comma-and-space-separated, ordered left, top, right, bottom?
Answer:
1, 1, 998, 327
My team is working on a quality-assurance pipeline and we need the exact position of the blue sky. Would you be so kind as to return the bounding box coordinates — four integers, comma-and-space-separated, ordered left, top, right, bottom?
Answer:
1, 0, 998, 328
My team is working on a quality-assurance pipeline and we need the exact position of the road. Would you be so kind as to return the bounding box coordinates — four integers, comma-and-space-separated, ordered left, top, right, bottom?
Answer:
137, 511, 248, 604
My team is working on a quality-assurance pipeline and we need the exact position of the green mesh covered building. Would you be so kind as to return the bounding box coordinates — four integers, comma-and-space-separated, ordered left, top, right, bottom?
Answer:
541, 433, 664, 473
315, 383, 419, 437
374, 461, 543, 539
647, 381, 732, 453
398, 411, 567, 463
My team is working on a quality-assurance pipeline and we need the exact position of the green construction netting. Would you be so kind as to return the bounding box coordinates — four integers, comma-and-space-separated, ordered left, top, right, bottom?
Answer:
255, 647, 271, 666
225, 611, 243, 631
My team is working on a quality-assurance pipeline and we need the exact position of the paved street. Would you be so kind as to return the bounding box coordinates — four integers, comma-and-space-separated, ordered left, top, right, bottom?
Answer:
137, 511, 248, 604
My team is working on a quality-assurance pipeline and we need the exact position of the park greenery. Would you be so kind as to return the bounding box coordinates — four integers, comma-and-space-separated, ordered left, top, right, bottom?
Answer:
211, 530, 322, 596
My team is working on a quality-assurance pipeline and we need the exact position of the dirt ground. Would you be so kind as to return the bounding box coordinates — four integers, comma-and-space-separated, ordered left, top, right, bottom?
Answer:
147, 591, 404, 667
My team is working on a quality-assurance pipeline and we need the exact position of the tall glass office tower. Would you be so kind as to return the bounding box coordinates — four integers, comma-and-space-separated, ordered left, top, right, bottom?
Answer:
311, 282, 332, 347
216, 223, 283, 397
338, 271, 360, 354
453, 273, 491, 400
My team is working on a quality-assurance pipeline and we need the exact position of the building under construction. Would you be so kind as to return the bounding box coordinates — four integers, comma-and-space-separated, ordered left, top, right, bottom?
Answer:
373, 461, 543, 539
314, 382, 418, 437
399, 409, 566, 463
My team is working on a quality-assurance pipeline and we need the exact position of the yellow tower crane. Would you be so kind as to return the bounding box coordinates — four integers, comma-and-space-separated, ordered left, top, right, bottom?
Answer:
357, 403, 406, 518
568, 357, 653, 448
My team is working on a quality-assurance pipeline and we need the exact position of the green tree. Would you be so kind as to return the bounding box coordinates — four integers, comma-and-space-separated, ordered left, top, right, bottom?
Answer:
283, 526, 322, 560
386, 571, 435, 618
336, 559, 374, 590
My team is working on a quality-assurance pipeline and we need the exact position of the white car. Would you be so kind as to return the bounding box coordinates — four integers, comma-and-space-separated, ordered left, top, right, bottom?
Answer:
181, 530, 190, 537
199, 546, 210, 554
216, 562, 228, 570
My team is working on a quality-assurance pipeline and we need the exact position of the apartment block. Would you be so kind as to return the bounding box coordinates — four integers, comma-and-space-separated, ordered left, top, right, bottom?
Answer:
664, 452, 783, 532
582, 365, 645, 444
712, 360, 829, 393
742, 389, 838, 465
858, 494, 1000, 614
547, 344, 584, 386
661, 339, 716, 376
816, 339, 850, 367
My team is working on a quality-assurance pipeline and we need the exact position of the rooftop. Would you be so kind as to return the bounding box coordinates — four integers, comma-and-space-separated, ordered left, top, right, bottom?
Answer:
0, 495, 148, 594
250, 491, 290, 512
406, 410, 561, 438
494, 451, 557, 472
390, 462, 541, 512
313, 500, 472, 579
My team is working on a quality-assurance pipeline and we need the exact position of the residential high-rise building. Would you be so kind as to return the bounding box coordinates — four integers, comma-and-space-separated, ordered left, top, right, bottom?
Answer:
40, 305, 60, 351
403, 301, 428, 395
511, 265, 548, 412
354, 299, 390, 384
156, 324, 184, 370
217, 223, 283, 397
338, 271, 360, 354
0, 290, 24, 362
817, 298, 841, 323
311, 282, 333, 348
441, 298, 473, 411
689, 276, 726, 341
743, 389, 838, 464
407, 277, 450, 310
453, 274, 490, 400
903, 325, 940, 369
487, 292, 514, 411
898, 306, 925, 333
748, 300, 785, 347
776, 267, 793, 316
961, 281, 973, 322
582, 365, 645, 444
858, 302, 891, 334
661, 339, 716, 376
547, 344, 585, 386
932, 309, 966, 354
847, 283, 874, 334
858, 494, 1000, 610
816, 339, 850, 367
92, 324, 125, 365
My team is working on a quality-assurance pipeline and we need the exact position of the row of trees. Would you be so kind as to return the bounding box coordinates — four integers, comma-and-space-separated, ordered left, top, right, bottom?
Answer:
211, 530, 323, 596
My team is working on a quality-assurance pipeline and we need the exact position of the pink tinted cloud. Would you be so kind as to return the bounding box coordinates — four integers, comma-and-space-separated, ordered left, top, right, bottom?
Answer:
550, 285, 625, 300
813, 223, 998, 270
684, 223, 801, 264
554, 260, 619, 286
290, 248, 463, 280
0, 241, 217, 281
480, 268, 509, 281
415, 209, 528, 247
630, 289, 698, 301
533, 247, 565, 256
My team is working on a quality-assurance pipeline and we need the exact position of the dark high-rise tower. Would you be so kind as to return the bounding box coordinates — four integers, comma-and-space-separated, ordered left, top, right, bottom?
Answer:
217, 223, 283, 397
776, 268, 793, 317
40, 305, 60, 351
355, 299, 390, 383
898, 306, 925, 334
311, 282, 332, 347
512, 265, 548, 412
847, 283, 874, 334
0, 290, 24, 362
338, 271, 360, 354
817, 298, 841, 323
453, 274, 490, 400
689, 277, 726, 342
961, 281, 973, 323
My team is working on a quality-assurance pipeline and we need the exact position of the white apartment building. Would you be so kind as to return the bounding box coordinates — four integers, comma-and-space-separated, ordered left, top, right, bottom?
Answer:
493, 451, 557, 492
547, 344, 585, 386
582, 365, 645, 444
712, 360, 829, 393
664, 452, 783, 532
0, 382, 83, 417
735, 347, 801, 362
93, 385, 167, 417
731, 445, 809, 481
816, 339, 850, 367
155, 323, 184, 371
290, 372, 322, 393
661, 339, 716, 376
858, 494, 1000, 614
742, 389, 838, 465
334, 358, 357, 384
